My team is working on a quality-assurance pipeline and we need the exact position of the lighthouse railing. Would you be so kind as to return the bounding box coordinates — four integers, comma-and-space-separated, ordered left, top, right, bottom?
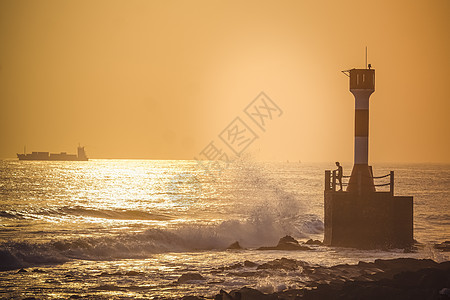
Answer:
371, 170, 394, 195
325, 170, 394, 195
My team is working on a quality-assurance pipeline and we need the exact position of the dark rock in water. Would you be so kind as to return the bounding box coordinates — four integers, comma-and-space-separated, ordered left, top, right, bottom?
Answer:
224, 263, 243, 270
434, 241, 450, 252
93, 284, 126, 291
257, 257, 306, 271
125, 270, 142, 276
279, 235, 298, 244
244, 260, 258, 268
215, 289, 232, 300
17, 268, 27, 273
32, 268, 45, 273
440, 288, 450, 297
228, 287, 277, 300
177, 272, 205, 284
214, 287, 278, 300
257, 235, 312, 251
305, 239, 323, 245
227, 241, 243, 250
372, 258, 439, 277
275, 235, 311, 250
393, 268, 448, 289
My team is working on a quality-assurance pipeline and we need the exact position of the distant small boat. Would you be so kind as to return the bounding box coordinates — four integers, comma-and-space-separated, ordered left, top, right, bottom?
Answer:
17, 146, 89, 161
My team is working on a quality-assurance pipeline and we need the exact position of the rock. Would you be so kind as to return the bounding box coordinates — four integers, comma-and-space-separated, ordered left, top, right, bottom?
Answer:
299, 259, 450, 300
257, 235, 312, 251
227, 287, 278, 300
215, 289, 233, 300
279, 235, 298, 244
199, 258, 450, 300
275, 235, 311, 250
434, 241, 450, 252
181, 296, 204, 300
17, 268, 27, 273
226, 271, 259, 277
225, 263, 243, 270
305, 239, 323, 245
32, 268, 45, 273
372, 258, 438, 277
93, 284, 126, 291
393, 268, 448, 289
125, 270, 141, 276
177, 272, 205, 284
244, 260, 258, 268
440, 288, 450, 296
257, 257, 306, 271
227, 241, 243, 250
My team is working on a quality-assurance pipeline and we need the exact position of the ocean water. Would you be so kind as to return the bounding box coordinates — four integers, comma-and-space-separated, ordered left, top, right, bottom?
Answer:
0, 159, 449, 298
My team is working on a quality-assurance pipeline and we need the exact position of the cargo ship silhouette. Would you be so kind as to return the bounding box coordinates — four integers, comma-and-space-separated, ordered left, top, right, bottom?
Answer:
17, 146, 88, 161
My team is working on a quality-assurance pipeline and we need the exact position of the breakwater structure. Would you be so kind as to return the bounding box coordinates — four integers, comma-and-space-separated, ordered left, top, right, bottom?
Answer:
324, 64, 413, 249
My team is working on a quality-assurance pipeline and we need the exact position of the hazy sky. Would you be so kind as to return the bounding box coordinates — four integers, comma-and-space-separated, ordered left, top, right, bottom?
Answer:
1, 0, 449, 162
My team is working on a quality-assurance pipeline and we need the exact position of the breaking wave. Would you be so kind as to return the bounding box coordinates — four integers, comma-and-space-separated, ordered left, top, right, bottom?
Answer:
0, 212, 323, 271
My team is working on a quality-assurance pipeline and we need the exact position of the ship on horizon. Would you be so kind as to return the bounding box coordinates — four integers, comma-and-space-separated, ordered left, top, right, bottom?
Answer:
17, 146, 88, 161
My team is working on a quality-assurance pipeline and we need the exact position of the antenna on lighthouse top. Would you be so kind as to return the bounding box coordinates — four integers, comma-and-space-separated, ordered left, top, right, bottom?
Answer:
365, 46, 368, 69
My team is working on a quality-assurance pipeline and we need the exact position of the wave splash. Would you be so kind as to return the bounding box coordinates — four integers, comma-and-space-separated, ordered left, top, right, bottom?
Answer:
0, 211, 323, 271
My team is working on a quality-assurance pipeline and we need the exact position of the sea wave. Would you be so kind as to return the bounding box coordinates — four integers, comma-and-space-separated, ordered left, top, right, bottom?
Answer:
0, 161, 327, 271
0, 213, 323, 271
424, 213, 450, 225
0, 207, 173, 221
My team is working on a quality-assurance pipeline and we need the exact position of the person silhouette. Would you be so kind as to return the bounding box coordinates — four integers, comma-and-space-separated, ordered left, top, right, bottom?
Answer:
335, 162, 343, 191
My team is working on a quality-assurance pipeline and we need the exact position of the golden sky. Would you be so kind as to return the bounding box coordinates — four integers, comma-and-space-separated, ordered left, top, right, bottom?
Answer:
1, 0, 449, 162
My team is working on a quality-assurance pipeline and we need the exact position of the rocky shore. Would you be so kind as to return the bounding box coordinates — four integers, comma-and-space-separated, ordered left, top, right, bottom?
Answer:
177, 237, 450, 300
180, 257, 450, 300
3, 236, 449, 299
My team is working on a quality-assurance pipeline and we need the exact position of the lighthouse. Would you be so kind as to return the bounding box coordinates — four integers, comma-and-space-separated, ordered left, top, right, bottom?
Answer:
323, 63, 413, 249
345, 67, 375, 193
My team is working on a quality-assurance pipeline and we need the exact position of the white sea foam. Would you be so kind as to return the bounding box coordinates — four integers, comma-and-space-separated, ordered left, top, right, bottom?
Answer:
0, 210, 324, 270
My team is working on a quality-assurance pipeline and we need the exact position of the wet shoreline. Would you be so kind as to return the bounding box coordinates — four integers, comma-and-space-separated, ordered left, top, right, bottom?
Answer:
183, 257, 450, 300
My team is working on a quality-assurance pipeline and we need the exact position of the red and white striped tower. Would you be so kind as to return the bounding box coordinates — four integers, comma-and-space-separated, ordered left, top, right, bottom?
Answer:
344, 67, 375, 193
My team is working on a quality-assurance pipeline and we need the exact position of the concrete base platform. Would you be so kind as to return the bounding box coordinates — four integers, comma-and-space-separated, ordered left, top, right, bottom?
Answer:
324, 191, 413, 249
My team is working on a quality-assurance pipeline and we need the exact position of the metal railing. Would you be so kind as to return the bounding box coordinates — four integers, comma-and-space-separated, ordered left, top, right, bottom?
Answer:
325, 169, 394, 195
